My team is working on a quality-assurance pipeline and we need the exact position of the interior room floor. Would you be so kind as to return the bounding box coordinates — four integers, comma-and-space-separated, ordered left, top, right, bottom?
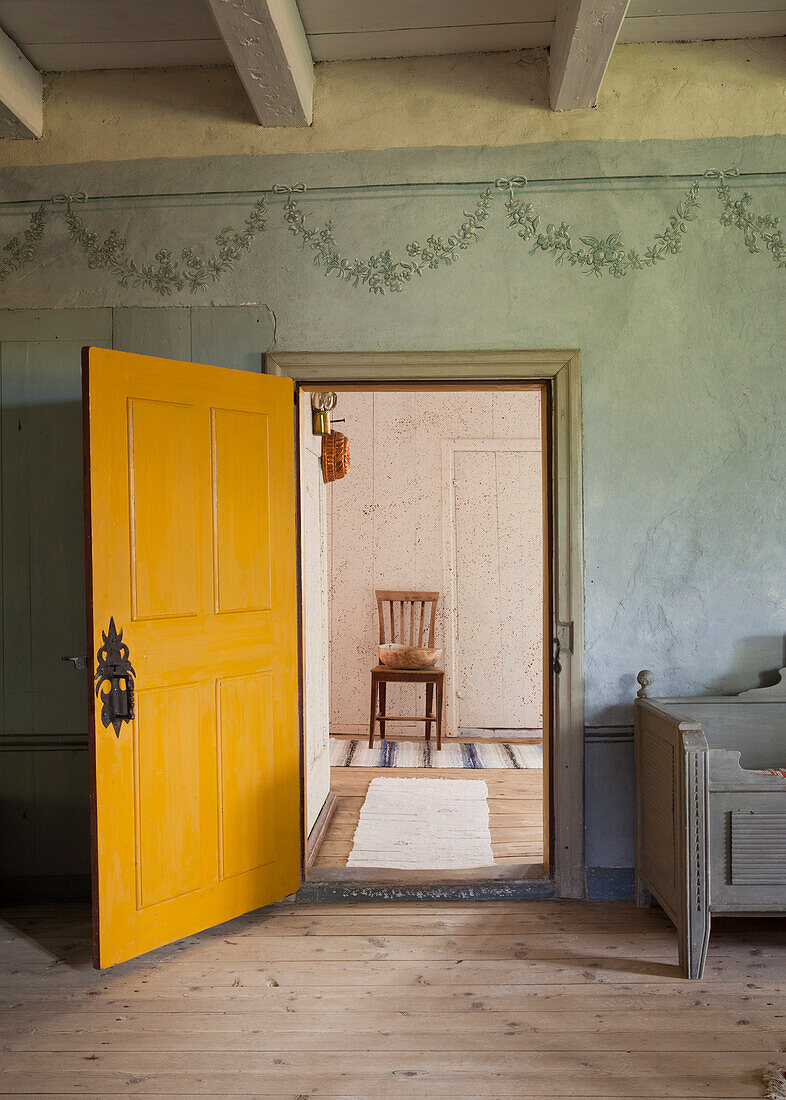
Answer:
314, 765, 543, 868
2, 900, 784, 1097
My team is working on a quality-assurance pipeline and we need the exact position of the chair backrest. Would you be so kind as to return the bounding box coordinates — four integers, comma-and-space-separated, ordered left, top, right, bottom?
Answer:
376, 590, 439, 648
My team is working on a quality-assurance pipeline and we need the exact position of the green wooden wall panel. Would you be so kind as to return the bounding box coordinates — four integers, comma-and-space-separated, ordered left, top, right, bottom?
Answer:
0, 750, 90, 880
0, 751, 36, 875
190, 306, 272, 373
1, 331, 107, 742
28, 340, 91, 737
1, 343, 35, 738
0, 310, 112, 343
33, 749, 91, 875
113, 307, 191, 361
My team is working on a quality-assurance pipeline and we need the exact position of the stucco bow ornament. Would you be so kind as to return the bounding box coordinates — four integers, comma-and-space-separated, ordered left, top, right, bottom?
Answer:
49, 190, 88, 213
495, 176, 528, 203
702, 167, 740, 180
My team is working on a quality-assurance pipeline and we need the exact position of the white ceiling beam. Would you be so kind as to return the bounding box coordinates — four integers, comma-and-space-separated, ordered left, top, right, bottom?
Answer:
549, 0, 630, 111
0, 25, 43, 139
205, 0, 313, 127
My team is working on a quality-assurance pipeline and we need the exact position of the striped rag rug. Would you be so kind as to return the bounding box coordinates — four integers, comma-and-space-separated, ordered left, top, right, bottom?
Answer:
329, 737, 542, 769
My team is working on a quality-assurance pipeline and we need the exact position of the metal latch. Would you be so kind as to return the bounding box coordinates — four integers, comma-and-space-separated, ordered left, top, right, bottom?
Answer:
62, 655, 87, 670
94, 618, 136, 737
553, 621, 574, 675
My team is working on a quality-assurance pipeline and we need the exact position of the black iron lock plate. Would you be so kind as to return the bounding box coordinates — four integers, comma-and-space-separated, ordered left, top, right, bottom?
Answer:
95, 617, 136, 736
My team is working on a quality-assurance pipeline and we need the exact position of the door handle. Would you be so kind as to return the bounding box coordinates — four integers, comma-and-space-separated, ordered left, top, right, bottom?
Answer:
94, 618, 136, 737
62, 655, 87, 670
553, 638, 562, 676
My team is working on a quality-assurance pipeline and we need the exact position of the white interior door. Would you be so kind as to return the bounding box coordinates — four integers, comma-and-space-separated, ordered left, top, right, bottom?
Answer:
446, 440, 544, 733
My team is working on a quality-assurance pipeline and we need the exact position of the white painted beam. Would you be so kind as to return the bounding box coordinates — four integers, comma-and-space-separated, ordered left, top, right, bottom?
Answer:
549, 0, 630, 111
0, 25, 43, 139
205, 0, 313, 127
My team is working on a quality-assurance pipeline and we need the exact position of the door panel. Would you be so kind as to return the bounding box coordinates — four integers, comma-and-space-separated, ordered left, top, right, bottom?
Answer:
452, 443, 544, 731
134, 683, 203, 909
84, 347, 300, 968
217, 671, 276, 879
129, 398, 200, 621
212, 408, 272, 614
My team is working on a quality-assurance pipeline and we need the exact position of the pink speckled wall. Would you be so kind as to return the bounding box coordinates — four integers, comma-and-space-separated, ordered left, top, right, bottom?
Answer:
326, 389, 544, 737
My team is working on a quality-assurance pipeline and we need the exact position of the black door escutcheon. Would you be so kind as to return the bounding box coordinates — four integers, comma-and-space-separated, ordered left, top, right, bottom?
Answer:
95, 618, 136, 737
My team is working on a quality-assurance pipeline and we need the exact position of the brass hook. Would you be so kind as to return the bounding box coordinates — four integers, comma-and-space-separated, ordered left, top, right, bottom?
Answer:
311, 391, 337, 435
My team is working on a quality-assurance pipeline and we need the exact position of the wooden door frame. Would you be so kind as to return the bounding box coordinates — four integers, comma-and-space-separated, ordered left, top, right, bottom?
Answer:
266, 350, 585, 899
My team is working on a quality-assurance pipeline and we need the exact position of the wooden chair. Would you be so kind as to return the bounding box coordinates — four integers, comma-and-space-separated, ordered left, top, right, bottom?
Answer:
369, 590, 444, 751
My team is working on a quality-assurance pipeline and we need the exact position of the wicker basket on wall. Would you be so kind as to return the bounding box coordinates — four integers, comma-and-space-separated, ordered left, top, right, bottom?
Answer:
321, 430, 350, 483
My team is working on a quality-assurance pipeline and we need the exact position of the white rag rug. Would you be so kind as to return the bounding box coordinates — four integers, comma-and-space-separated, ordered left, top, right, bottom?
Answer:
346, 776, 495, 870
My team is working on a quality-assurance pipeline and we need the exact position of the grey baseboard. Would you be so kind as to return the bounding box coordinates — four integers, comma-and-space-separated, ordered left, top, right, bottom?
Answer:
585, 867, 635, 900
584, 726, 634, 741
306, 790, 338, 868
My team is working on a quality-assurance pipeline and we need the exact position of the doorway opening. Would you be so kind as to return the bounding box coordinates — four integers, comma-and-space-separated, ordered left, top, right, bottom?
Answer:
303, 383, 549, 886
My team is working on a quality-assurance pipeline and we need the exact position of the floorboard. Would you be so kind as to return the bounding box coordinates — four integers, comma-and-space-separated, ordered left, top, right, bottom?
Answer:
315, 765, 544, 867
0, 901, 784, 1096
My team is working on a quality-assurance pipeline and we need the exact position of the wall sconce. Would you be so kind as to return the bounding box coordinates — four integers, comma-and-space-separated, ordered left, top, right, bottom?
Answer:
311, 391, 337, 435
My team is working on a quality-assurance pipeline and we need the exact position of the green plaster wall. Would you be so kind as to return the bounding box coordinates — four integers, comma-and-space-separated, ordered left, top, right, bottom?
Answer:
0, 135, 784, 893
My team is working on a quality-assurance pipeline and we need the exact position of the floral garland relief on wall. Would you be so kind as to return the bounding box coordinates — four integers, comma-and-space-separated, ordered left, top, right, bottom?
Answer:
0, 170, 783, 296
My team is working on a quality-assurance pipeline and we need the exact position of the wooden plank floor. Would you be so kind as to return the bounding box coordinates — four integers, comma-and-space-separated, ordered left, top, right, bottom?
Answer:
1, 900, 785, 1096
314, 766, 544, 867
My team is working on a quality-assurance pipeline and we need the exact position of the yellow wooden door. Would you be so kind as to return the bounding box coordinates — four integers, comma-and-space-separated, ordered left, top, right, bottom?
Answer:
83, 347, 300, 968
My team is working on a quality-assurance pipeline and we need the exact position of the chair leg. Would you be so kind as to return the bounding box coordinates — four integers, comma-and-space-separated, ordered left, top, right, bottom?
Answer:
435, 676, 444, 751
368, 676, 378, 749
425, 682, 433, 742
378, 681, 387, 740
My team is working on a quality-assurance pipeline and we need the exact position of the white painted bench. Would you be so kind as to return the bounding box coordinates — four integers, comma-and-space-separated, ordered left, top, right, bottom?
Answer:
634, 669, 786, 979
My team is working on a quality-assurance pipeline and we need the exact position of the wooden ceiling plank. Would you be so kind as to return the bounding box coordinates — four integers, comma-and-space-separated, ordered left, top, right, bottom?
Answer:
619, 9, 786, 40
308, 23, 555, 62
23, 40, 229, 72
627, 0, 786, 14
0, 0, 222, 46
297, 0, 558, 35
205, 0, 313, 127
0, 24, 42, 139
549, 0, 630, 111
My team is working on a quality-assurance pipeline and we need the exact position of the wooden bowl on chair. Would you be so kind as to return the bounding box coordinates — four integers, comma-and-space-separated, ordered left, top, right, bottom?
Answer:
378, 643, 443, 670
